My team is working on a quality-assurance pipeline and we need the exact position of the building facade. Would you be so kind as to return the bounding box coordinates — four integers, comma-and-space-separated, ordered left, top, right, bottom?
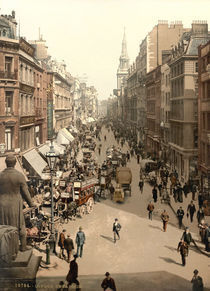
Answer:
146, 66, 161, 159
169, 21, 210, 182
0, 12, 47, 153
198, 40, 210, 194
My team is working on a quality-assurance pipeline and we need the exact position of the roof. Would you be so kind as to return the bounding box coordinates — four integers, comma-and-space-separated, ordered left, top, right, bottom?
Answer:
186, 37, 210, 55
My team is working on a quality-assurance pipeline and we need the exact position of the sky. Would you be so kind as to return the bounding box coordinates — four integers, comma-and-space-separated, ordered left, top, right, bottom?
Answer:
1, 0, 210, 99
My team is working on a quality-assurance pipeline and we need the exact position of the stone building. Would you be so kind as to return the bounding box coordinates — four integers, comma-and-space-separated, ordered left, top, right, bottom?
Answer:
134, 21, 189, 143
127, 63, 138, 137
160, 53, 171, 163
0, 12, 47, 153
198, 40, 210, 193
145, 66, 161, 159
169, 21, 210, 182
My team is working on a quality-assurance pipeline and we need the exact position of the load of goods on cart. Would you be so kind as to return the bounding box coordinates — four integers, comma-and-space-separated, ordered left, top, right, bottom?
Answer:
106, 146, 123, 177
114, 167, 132, 202
140, 159, 159, 184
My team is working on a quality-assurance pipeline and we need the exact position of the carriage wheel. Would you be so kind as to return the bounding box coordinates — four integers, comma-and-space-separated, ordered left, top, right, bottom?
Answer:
86, 198, 94, 214
79, 205, 86, 217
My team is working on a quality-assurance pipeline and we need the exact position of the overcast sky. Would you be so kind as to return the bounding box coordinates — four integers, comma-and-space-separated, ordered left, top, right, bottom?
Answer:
1, 0, 210, 99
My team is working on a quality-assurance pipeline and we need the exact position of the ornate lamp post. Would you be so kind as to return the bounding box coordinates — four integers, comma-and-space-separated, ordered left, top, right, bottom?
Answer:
46, 143, 59, 254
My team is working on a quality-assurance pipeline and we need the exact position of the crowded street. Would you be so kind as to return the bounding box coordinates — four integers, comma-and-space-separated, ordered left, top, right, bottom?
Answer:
35, 123, 210, 290
1, 2, 210, 290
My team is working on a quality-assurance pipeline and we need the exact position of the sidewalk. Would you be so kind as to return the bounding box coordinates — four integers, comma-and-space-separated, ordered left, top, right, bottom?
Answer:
168, 189, 210, 257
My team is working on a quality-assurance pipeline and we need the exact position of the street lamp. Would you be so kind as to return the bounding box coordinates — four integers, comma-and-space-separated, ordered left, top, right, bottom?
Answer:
46, 143, 59, 254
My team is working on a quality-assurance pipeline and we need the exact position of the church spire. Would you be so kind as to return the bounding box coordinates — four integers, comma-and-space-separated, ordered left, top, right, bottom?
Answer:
117, 28, 129, 89
121, 27, 128, 58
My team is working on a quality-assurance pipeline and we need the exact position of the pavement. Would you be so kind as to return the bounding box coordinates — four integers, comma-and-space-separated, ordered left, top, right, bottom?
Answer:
34, 126, 210, 290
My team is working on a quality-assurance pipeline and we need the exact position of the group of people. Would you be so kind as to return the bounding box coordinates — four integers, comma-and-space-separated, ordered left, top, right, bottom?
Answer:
58, 227, 86, 262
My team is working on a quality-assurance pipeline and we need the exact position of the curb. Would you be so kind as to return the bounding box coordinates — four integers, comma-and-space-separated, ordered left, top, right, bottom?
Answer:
168, 202, 210, 258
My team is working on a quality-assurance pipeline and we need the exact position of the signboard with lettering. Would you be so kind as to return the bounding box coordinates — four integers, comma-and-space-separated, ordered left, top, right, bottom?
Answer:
20, 83, 35, 94
20, 116, 35, 126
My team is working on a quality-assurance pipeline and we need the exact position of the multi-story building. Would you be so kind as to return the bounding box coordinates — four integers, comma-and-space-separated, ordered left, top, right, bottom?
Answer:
0, 12, 47, 153
135, 21, 189, 142
198, 40, 210, 194
160, 53, 171, 163
146, 66, 161, 159
127, 62, 138, 136
169, 21, 210, 182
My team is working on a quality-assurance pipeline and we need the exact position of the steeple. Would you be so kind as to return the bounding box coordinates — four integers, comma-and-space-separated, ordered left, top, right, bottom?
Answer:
117, 28, 129, 89
121, 27, 128, 58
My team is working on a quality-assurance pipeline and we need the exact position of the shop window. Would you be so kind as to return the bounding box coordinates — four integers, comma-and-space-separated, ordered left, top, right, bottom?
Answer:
5, 91, 13, 115
5, 128, 13, 150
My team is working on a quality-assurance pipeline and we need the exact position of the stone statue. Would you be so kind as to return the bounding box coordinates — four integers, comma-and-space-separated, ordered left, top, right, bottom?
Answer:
0, 154, 35, 252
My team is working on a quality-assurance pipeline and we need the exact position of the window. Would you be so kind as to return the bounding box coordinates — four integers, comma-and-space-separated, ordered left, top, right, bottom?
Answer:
5, 56, 13, 73
195, 62, 198, 73
5, 128, 12, 150
5, 91, 13, 115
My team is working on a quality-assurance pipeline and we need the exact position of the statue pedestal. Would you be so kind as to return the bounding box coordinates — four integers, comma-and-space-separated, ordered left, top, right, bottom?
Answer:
0, 250, 42, 291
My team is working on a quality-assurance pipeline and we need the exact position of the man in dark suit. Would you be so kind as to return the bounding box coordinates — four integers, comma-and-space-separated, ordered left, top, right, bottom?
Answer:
113, 218, 121, 243
101, 272, 116, 291
64, 234, 74, 262
66, 254, 80, 290
0, 154, 35, 251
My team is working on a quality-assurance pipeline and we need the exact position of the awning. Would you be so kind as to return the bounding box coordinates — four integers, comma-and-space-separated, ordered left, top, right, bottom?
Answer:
23, 149, 47, 179
0, 156, 28, 181
38, 144, 50, 156
57, 128, 74, 145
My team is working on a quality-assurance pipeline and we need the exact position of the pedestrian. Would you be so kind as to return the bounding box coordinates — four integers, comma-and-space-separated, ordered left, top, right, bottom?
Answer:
64, 234, 74, 263
138, 178, 144, 194
76, 227, 86, 258
182, 227, 193, 246
101, 272, 116, 291
161, 210, 169, 232
187, 201, 196, 223
191, 269, 204, 291
147, 201, 154, 220
177, 207, 185, 229
204, 223, 210, 252
137, 154, 140, 164
197, 208, 205, 224
58, 229, 66, 259
183, 182, 189, 198
113, 218, 121, 243
126, 151, 130, 162
152, 186, 158, 203
177, 239, 189, 266
191, 183, 197, 201
66, 254, 80, 290
198, 192, 204, 209
109, 184, 115, 200
157, 183, 163, 197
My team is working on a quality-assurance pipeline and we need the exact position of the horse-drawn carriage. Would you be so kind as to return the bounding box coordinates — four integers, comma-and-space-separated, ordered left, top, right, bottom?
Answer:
73, 177, 98, 217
